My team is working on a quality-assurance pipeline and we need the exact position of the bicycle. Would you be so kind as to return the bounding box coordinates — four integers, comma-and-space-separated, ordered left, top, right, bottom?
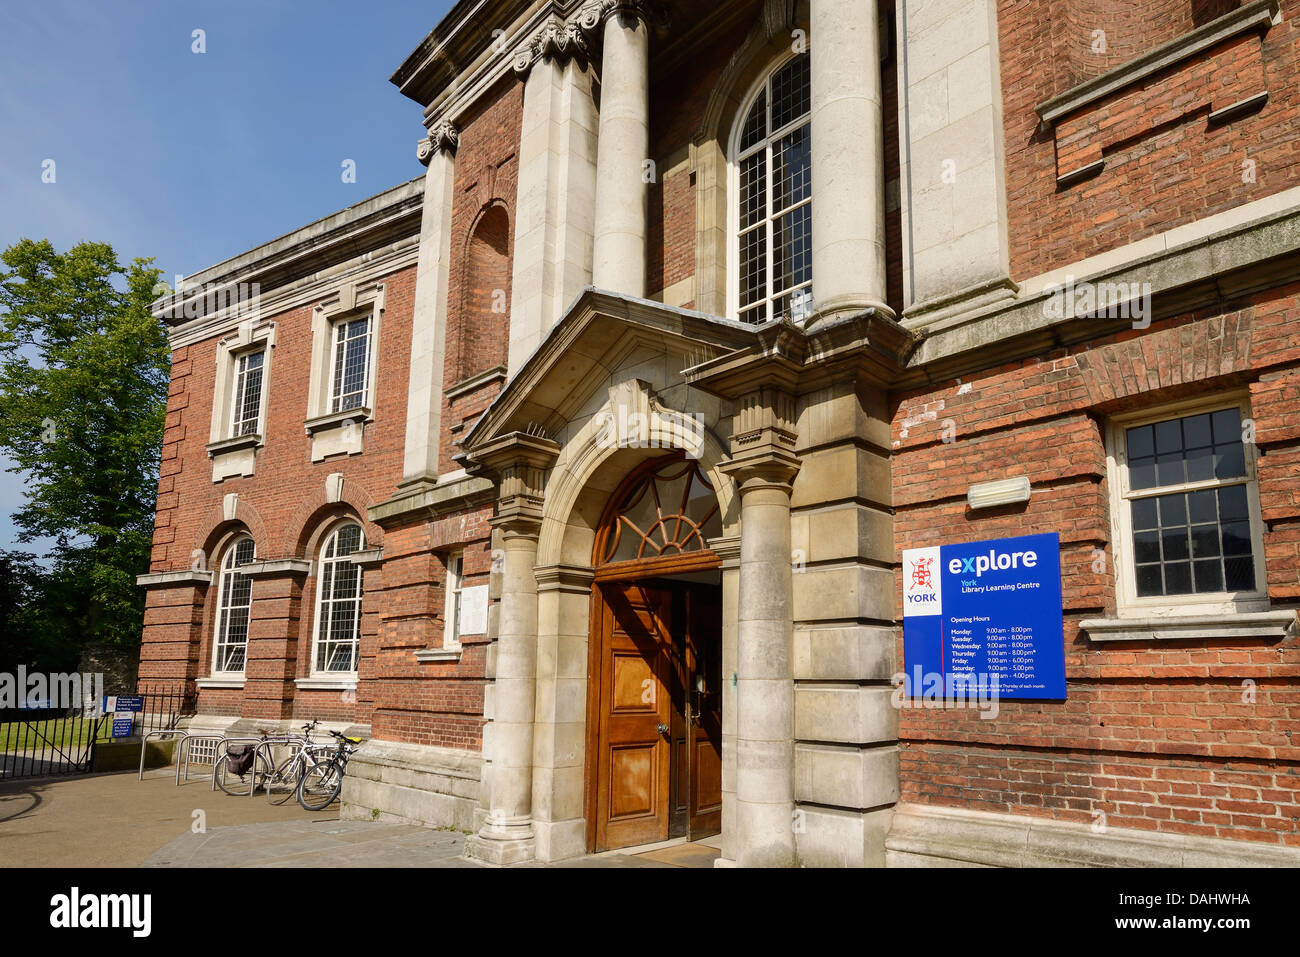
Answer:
261, 721, 332, 805
213, 723, 322, 798
296, 729, 363, 811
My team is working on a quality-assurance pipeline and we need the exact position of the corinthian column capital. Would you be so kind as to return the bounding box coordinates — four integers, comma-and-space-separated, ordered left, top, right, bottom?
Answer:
416, 120, 460, 166
576, 0, 668, 37
513, 17, 591, 79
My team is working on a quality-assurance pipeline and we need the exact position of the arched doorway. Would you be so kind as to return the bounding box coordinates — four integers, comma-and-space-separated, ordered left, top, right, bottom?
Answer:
584, 455, 725, 852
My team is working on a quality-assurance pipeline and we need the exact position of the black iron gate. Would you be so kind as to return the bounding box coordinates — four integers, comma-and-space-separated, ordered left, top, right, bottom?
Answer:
0, 683, 194, 780
0, 709, 109, 778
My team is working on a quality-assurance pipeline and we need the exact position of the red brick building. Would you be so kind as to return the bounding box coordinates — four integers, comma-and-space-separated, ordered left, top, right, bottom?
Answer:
138, 0, 1300, 866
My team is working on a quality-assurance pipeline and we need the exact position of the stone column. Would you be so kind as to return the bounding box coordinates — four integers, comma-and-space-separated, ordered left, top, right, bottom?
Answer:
399, 122, 459, 488
720, 386, 801, 868
509, 22, 599, 373
464, 433, 559, 866
809, 0, 889, 324
586, 1, 652, 297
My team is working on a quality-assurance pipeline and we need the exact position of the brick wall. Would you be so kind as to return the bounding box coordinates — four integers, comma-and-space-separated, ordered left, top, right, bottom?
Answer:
1000, 0, 1300, 279
891, 283, 1300, 848
138, 263, 418, 724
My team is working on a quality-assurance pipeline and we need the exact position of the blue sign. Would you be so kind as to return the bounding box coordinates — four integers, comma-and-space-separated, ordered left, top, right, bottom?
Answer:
112, 695, 144, 713
111, 716, 135, 738
902, 532, 1066, 700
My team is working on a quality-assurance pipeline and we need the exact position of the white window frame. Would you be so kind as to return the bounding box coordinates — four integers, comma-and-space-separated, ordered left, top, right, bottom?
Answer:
309, 522, 366, 677
210, 535, 256, 677
726, 48, 813, 326
443, 551, 464, 650
230, 347, 267, 437
328, 314, 372, 413
1105, 392, 1269, 618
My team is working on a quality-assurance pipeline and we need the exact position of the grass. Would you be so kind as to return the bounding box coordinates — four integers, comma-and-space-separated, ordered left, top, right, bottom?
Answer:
0, 717, 115, 754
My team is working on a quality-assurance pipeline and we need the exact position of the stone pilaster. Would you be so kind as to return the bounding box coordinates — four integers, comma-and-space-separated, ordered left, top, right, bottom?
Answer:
896, 0, 1017, 328
508, 20, 599, 373
464, 432, 560, 866
530, 562, 596, 861
809, 0, 891, 325
239, 559, 312, 721
399, 121, 459, 487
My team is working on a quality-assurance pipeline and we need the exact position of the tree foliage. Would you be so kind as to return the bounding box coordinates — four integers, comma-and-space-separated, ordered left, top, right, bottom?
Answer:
0, 239, 169, 650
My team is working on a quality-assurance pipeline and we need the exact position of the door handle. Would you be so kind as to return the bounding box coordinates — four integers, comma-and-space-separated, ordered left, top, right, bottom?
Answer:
656, 723, 670, 736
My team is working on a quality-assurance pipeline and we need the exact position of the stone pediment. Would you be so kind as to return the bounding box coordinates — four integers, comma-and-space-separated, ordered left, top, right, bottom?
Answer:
461, 288, 758, 455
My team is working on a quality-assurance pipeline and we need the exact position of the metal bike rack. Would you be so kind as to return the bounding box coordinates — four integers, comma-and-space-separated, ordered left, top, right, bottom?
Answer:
175, 733, 228, 786
138, 729, 189, 781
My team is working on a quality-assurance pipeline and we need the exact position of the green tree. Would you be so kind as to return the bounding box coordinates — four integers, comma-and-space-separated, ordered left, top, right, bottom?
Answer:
0, 239, 168, 649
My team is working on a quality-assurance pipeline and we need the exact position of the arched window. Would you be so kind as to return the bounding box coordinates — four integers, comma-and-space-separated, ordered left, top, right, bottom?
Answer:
597, 458, 722, 566
311, 522, 365, 674
212, 536, 256, 674
732, 51, 812, 325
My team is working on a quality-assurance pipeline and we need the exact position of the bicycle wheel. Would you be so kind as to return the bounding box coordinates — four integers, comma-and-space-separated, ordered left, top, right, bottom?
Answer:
215, 750, 270, 796
265, 754, 304, 805
297, 759, 343, 810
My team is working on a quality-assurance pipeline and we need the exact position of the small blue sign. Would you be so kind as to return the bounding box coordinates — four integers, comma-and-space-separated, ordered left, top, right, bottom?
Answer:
902, 532, 1066, 700
112, 695, 144, 713
111, 716, 135, 738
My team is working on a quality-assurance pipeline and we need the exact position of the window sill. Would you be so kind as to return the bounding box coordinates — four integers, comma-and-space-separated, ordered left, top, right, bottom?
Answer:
207, 433, 262, 482
1079, 610, 1297, 643
294, 675, 358, 691
304, 407, 372, 435
304, 408, 370, 462
206, 433, 263, 456
414, 647, 462, 663
196, 676, 246, 690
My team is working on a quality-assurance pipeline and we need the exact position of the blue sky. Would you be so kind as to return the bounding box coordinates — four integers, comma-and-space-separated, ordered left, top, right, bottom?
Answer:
0, 0, 455, 550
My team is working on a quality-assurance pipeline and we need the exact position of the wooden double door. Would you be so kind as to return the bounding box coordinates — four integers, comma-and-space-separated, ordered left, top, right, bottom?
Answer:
589, 579, 723, 852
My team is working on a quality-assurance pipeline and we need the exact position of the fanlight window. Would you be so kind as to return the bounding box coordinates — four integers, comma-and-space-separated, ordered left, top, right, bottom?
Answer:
600, 459, 722, 565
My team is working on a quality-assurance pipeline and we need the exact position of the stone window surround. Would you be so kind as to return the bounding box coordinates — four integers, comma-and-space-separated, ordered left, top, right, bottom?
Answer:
1102, 390, 1271, 622
305, 281, 386, 462
207, 319, 276, 482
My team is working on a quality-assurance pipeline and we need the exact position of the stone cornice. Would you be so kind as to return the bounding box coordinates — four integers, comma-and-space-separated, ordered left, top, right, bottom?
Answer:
167, 240, 419, 351
156, 177, 424, 334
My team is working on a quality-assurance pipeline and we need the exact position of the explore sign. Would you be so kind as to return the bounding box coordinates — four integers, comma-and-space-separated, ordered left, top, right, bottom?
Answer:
902, 532, 1067, 700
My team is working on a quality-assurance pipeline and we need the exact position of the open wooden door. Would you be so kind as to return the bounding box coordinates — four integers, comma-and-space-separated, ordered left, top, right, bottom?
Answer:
685, 585, 722, 839
593, 583, 674, 851
591, 579, 722, 852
